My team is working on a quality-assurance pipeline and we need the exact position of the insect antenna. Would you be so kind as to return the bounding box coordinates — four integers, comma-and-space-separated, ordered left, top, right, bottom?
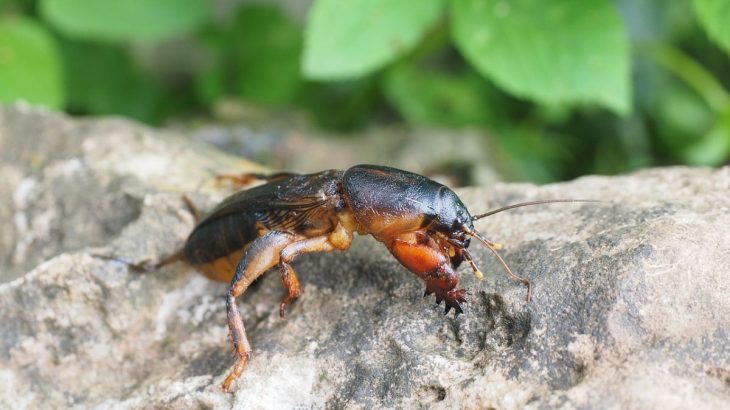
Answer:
472, 199, 600, 220
466, 230, 533, 302
466, 198, 599, 301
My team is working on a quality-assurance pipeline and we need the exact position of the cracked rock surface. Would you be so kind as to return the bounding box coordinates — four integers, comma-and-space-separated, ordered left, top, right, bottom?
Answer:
1, 106, 729, 409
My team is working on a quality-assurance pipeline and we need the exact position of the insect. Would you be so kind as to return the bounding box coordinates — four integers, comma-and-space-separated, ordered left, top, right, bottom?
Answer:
164, 164, 589, 392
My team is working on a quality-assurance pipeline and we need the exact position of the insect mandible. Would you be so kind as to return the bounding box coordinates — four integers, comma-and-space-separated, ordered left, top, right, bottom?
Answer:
160, 164, 589, 392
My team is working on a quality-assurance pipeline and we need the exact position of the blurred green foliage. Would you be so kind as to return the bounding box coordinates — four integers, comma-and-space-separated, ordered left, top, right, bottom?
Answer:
451, 0, 630, 114
0, 0, 729, 182
0, 16, 63, 107
303, 0, 444, 79
40, 0, 210, 42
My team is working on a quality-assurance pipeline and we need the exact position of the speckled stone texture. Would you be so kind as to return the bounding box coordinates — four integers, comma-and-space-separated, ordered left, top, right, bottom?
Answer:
1, 105, 729, 409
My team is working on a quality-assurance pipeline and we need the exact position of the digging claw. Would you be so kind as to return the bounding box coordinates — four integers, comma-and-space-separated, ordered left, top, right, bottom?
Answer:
425, 285, 467, 316
444, 298, 464, 316
444, 288, 467, 316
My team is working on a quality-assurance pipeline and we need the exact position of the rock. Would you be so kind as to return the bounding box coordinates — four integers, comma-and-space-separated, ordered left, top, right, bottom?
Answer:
1, 105, 729, 409
0, 104, 263, 283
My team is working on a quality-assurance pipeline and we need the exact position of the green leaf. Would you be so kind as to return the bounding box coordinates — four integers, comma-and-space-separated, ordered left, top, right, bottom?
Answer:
652, 80, 713, 152
299, 78, 380, 130
496, 126, 575, 183
230, 5, 303, 105
194, 26, 234, 106
196, 59, 225, 107
383, 63, 502, 127
303, 0, 443, 79
451, 0, 631, 115
0, 17, 64, 108
40, 0, 209, 42
682, 114, 730, 165
61, 40, 161, 123
694, 0, 730, 55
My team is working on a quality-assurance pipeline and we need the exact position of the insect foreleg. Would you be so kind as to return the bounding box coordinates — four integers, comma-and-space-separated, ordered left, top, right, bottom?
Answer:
388, 235, 467, 315
223, 231, 297, 392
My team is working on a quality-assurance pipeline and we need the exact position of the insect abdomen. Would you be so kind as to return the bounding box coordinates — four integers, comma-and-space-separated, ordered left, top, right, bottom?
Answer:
183, 212, 259, 282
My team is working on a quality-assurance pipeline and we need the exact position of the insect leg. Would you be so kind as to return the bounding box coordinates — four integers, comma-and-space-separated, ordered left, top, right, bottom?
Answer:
181, 194, 201, 222
424, 269, 467, 315
216, 171, 300, 189
277, 223, 353, 317
389, 235, 467, 315
278, 260, 301, 319
222, 231, 298, 392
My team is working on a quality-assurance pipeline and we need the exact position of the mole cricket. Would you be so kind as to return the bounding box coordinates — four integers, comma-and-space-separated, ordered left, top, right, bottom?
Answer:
159, 164, 592, 391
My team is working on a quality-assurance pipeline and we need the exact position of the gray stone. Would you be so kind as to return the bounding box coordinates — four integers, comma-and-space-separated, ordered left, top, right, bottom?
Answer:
0, 105, 728, 409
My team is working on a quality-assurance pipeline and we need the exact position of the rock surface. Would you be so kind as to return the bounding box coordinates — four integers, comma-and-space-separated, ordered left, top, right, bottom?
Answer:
1, 105, 729, 409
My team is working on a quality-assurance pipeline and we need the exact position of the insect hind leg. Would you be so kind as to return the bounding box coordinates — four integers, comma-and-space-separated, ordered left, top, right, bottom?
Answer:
216, 171, 300, 189
223, 231, 297, 392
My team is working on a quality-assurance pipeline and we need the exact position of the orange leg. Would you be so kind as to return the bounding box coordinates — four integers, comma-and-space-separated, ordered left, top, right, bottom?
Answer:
388, 233, 467, 315
216, 172, 299, 189
277, 222, 354, 317
182, 194, 201, 222
222, 231, 298, 392
278, 263, 301, 318
222, 224, 353, 391
278, 236, 337, 318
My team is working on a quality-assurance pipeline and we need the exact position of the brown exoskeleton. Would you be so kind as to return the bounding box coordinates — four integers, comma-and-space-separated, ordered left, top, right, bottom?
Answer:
166, 164, 589, 391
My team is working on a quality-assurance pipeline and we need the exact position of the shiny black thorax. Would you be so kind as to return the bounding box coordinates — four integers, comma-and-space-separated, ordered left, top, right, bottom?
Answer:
342, 164, 474, 239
